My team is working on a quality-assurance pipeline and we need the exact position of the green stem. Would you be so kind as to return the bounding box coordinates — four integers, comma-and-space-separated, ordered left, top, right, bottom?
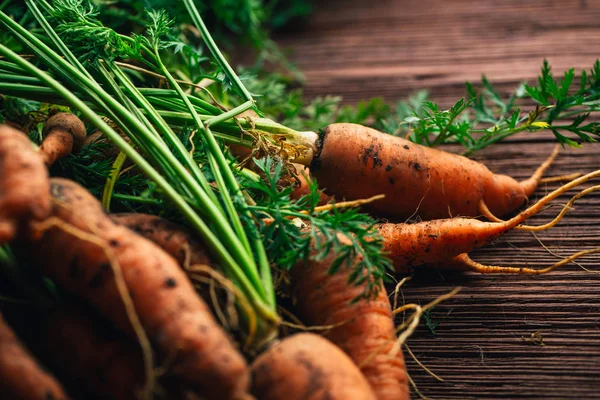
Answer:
205, 101, 254, 127
183, 0, 257, 110
463, 124, 530, 156
0, 59, 26, 73
0, 82, 256, 147
137, 87, 222, 115
26, 0, 94, 81
152, 49, 254, 257
0, 42, 277, 327
108, 63, 224, 208
112, 193, 162, 205
102, 151, 128, 212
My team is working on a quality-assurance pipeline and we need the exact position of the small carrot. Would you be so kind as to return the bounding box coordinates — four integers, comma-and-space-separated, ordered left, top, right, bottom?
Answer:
110, 213, 211, 268
0, 312, 69, 400
378, 169, 600, 273
40, 112, 86, 166
250, 333, 377, 400
291, 240, 409, 400
0, 125, 51, 243
310, 123, 558, 220
15, 178, 250, 400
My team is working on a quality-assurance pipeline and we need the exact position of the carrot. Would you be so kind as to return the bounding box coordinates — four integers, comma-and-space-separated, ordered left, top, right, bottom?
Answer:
33, 304, 160, 400
110, 213, 243, 329
0, 312, 69, 400
291, 241, 409, 400
15, 178, 250, 400
250, 333, 377, 400
0, 125, 51, 244
40, 112, 86, 166
310, 123, 558, 220
378, 169, 600, 273
110, 213, 211, 268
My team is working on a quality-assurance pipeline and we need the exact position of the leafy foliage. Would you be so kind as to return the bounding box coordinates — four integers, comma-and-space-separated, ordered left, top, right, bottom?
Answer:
525, 60, 600, 146
0, 96, 41, 126
248, 157, 392, 300
397, 61, 600, 153
94, 0, 311, 65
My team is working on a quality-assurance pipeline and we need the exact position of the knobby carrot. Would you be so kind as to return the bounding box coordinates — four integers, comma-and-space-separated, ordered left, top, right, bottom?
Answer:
310, 123, 557, 220
291, 240, 409, 400
378, 168, 600, 273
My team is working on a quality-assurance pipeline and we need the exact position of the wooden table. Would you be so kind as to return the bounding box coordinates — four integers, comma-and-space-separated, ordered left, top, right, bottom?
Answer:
275, 1, 600, 398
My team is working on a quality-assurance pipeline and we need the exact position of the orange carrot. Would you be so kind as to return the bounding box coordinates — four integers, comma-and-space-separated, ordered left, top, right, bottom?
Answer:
378, 170, 600, 273
251, 333, 377, 400
291, 242, 409, 400
40, 113, 86, 166
15, 178, 250, 400
0, 125, 51, 244
310, 123, 557, 220
110, 213, 211, 268
378, 217, 512, 273
0, 313, 69, 400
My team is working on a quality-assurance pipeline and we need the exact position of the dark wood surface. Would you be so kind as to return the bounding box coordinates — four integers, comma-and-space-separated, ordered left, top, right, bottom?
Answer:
275, 1, 600, 398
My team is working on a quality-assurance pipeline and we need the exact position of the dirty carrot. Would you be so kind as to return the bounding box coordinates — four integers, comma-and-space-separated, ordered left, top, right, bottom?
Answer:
111, 213, 211, 268
250, 333, 377, 400
291, 240, 409, 400
15, 178, 250, 400
309, 123, 558, 220
378, 168, 600, 273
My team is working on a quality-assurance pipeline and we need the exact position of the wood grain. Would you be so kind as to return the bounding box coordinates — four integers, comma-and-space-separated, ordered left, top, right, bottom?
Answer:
276, 0, 600, 107
275, 1, 600, 398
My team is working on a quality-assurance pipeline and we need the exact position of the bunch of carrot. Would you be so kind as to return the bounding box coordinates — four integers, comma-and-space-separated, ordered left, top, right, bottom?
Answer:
1, 106, 598, 400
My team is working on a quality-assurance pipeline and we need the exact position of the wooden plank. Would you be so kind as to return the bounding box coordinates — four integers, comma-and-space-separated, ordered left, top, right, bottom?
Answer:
275, 1, 600, 398
397, 141, 600, 399
276, 0, 600, 106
